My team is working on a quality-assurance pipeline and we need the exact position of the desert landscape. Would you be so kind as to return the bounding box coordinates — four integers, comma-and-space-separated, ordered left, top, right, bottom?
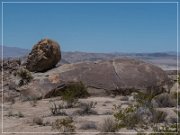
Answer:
0, 38, 179, 135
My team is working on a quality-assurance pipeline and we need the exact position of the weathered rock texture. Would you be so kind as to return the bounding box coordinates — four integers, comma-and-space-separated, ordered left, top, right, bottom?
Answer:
25, 39, 61, 72
58, 59, 172, 95
22, 58, 172, 98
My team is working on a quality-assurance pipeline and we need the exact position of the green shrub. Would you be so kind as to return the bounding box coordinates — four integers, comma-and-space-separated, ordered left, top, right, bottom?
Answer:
15, 68, 33, 86
134, 91, 155, 108
62, 82, 89, 99
52, 117, 75, 132
114, 105, 139, 129
152, 123, 178, 134
60, 82, 89, 107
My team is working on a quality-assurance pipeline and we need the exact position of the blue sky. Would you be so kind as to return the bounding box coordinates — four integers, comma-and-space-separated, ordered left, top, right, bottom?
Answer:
1, 1, 178, 53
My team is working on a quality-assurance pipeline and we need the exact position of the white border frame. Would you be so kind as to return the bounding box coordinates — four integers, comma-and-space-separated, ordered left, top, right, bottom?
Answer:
1, 1, 179, 134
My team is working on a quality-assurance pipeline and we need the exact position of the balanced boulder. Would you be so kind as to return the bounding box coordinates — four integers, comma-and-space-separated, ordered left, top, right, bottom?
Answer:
26, 39, 61, 72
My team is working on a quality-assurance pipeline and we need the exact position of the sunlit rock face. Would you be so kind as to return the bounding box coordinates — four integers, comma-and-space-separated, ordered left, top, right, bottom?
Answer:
26, 38, 61, 72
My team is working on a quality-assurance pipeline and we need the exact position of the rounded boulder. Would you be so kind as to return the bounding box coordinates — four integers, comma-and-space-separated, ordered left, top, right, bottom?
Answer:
26, 39, 61, 72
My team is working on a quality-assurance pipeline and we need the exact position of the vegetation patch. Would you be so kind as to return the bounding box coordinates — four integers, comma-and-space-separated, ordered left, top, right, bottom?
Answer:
99, 117, 117, 132
14, 68, 33, 86
52, 117, 75, 132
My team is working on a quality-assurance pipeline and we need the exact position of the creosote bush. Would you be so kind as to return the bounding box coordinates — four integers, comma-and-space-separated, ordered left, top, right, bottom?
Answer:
52, 117, 75, 132
14, 68, 33, 86
60, 81, 89, 108
62, 82, 89, 99
114, 105, 140, 129
113, 92, 168, 130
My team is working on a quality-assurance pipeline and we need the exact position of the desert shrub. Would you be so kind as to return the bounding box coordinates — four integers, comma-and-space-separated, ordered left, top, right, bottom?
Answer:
99, 117, 117, 132
113, 91, 168, 130
28, 96, 39, 107
60, 82, 89, 107
77, 101, 97, 115
49, 100, 67, 116
6, 110, 24, 118
152, 123, 178, 134
52, 117, 75, 132
7, 110, 14, 117
33, 117, 43, 125
80, 121, 97, 130
17, 111, 24, 118
14, 68, 33, 86
134, 91, 155, 108
153, 93, 176, 107
114, 105, 140, 129
151, 110, 167, 123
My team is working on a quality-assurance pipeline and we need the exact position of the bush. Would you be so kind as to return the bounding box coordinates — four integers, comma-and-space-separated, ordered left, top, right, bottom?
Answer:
17, 111, 24, 118
77, 101, 97, 115
14, 68, 33, 86
6, 110, 24, 118
7, 110, 14, 117
153, 93, 176, 107
99, 117, 117, 132
114, 105, 140, 129
151, 110, 167, 123
152, 123, 178, 133
61, 82, 89, 106
52, 117, 75, 132
134, 92, 155, 108
33, 117, 43, 125
49, 100, 67, 116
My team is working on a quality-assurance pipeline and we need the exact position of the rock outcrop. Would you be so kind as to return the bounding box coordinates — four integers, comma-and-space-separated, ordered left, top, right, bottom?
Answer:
20, 58, 172, 98
25, 38, 61, 72
58, 59, 172, 95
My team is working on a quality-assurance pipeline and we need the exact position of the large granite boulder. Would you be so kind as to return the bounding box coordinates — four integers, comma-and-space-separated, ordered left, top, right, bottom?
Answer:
21, 58, 172, 98
57, 59, 172, 95
25, 39, 61, 72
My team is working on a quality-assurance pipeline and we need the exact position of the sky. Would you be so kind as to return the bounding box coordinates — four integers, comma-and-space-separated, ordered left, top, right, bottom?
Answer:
1, 1, 178, 53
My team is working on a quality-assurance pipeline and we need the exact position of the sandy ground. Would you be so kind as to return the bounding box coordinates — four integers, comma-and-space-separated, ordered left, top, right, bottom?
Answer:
0, 82, 179, 135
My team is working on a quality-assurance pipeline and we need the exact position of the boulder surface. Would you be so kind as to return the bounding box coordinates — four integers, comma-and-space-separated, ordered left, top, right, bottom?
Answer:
26, 39, 61, 72
24, 58, 172, 98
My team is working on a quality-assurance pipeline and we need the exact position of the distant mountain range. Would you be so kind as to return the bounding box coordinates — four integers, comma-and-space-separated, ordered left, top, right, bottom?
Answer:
0, 46, 29, 58
0, 46, 179, 70
0, 46, 178, 58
